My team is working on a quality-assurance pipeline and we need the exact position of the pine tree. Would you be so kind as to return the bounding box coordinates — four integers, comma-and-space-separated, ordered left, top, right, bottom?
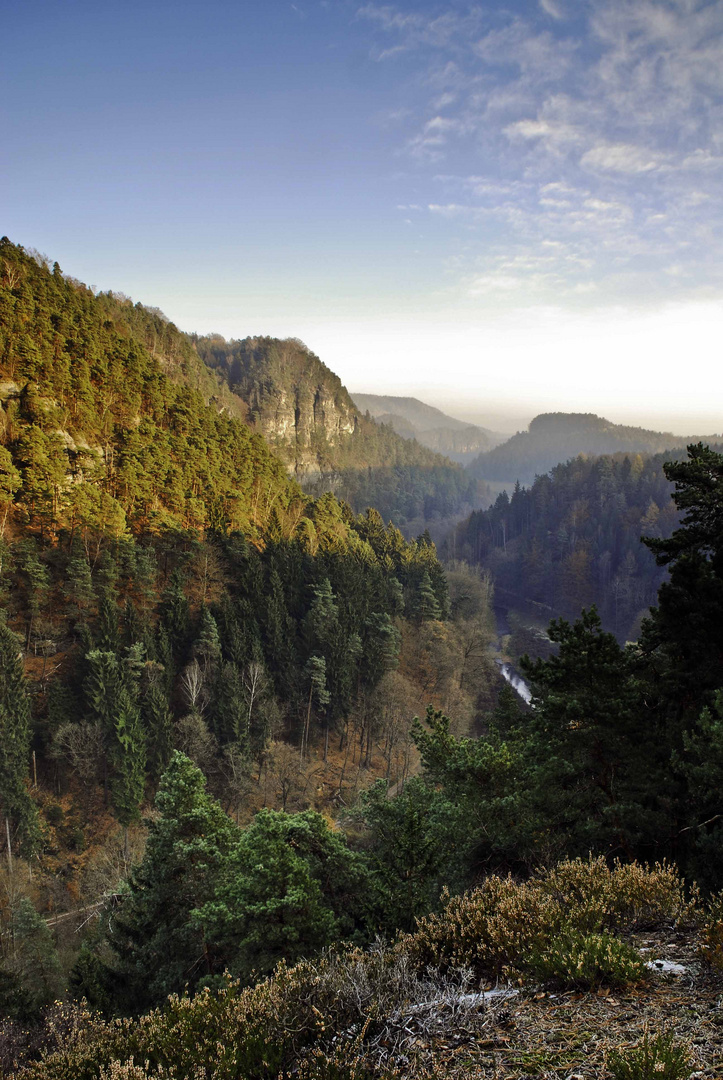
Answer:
301, 654, 330, 761
62, 539, 94, 624
415, 571, 442, 622
106, 752, 238, 1010
195, 809, 372, 984
0, 623, 39, 857
521, 608, 663, 859
9, 898, 62, 1017
194, 606, 221, 668
641, 443, 723, 724
142, 675, 174, 781
110, 686, 146, 828
84, 649, 145, 824
95, 587, 120, 653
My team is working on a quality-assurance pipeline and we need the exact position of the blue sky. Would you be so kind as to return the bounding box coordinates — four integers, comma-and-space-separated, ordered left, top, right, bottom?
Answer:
3, 0, 723, 432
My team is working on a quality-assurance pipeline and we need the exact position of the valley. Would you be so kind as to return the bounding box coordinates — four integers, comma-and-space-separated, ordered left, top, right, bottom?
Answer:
1, 239, 722, 1079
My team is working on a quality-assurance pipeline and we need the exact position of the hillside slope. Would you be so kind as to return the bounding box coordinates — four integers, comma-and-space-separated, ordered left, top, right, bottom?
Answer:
469, 411, 718, 485
0, 239, 298, 538
352, 392, 497, 463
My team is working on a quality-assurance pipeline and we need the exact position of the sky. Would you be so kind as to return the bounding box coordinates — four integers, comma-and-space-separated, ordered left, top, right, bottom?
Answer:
3, 0, 723, 434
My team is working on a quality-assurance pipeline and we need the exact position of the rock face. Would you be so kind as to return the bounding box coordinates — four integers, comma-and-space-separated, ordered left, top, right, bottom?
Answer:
194, 336, 358, 480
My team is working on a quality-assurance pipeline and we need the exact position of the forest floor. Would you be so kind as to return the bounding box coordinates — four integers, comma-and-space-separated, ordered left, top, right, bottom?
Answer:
363, 931, 722, 1079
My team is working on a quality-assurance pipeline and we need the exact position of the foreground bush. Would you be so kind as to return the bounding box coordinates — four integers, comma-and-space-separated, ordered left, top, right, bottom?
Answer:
607, 1029, 693, 1080
19, 946, 458, 1080
406, 857, 694, 982
524, 930, 648, 990
538, 858, 697, 932
18, 858, 699, 1078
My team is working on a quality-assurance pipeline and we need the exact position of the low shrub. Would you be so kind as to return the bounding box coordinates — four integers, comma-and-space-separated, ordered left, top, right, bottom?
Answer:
607, 1029, 693, 1080
523, 929, 648, 990
699, 889, 723, 971
22, 946, 459, 1080
538, 857, 697, 933
405, 876, 561, 979
406, 858, 691, 983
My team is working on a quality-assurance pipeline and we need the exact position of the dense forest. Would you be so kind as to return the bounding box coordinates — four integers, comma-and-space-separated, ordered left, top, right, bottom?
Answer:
448, 451, 692, 640
4, 439, 723, 1077
194, 335, 484, 530
468, 411, 714, 486
3, 238, 723, 1079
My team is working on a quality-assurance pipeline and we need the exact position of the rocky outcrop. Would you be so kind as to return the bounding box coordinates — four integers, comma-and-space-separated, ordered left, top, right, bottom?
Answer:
194, 335, 359, 480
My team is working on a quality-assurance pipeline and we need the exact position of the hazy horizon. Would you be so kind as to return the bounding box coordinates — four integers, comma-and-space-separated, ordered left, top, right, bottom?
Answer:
348, 388, 721, 439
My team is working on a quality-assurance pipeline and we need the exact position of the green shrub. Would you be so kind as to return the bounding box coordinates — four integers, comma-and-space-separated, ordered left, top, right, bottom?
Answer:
607, 1029, 693, 1080
523, 929, 648, 990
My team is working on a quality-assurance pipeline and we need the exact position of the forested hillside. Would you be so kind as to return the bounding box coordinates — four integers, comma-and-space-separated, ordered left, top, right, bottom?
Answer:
6, 442, 723, 1080
449, 451, 689, 639
0, 239, 302, 540
194, 335, 484, 529
468, 411, 715, 485
0, 237, 495, 838
0, 238, 506, 1044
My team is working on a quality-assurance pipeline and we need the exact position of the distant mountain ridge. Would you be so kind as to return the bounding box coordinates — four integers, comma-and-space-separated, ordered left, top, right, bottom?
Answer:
468, 411, 720, 485
351, 392, 499, 464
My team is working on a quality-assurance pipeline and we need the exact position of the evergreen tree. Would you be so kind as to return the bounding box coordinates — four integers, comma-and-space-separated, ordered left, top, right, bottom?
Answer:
194, 606, 222, 668
520, 608, 664, 859
362, 612, 401, 689
62, 539, 94, 625
142, 674, 174, 781
641, 443, 723, 724
301, 655, 330, 761
0, 623, 39, 857
84, 649, 145, 824
110, 687, 146, 828
8, 898, 62, 1017
159, 569, 191, 662
106, 752, 238, 1011
357, 777, 464, 933
196, 809, 372, 983
95, 587, 120, 653
414, 571, 442, 622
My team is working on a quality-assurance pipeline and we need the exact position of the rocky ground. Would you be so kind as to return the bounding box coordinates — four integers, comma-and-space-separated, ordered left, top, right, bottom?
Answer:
361, 932, 723, 1079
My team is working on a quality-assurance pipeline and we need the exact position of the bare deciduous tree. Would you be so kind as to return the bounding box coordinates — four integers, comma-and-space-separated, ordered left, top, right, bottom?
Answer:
180, 659, 207, 716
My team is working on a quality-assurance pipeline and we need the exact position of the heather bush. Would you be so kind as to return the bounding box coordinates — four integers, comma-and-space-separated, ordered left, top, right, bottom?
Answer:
607, 1029, 693, 1080
405, 875, 560, 979
539, 857, 697, 932
22, 946, 455, 1080
524, 929, 648, 990
406, 858, 691, 983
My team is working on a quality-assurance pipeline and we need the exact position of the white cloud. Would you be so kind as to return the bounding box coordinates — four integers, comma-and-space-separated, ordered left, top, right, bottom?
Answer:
539, 0, 565, 19
581, 143, 667, 174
